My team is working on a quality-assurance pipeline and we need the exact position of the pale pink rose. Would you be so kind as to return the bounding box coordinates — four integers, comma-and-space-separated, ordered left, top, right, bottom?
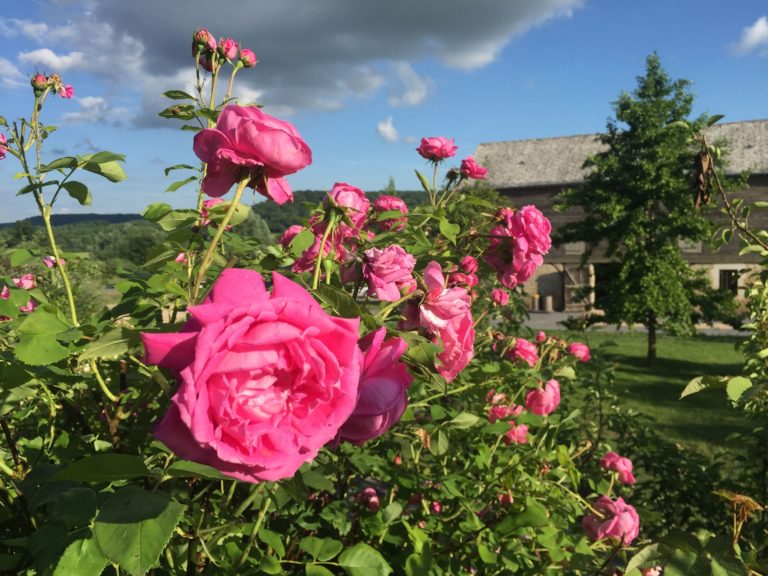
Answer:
568, 342, 591, 362
491, 288, 509, 306
0, 134, 7, 160
192, 28, 217, 54
0, 283, 37, 317
18, 300, 37, 313
460, 156, 488, 179
142, 268, 362, 483
218, 37, 238, 60
416, 137, 458, 161
239, 48, 258, 68
193, 105, 312, 203
58, 84, 74, 99
504, 422, 529, 445
535, 331, 546, 343
641, 568, 662, 576
460, 255, 479, 274
326, 182, 370, 229
13, 274, 36, 290
337, 328, 412, 445
175, 252, 187, 264
600, 451, 637, 485
372, 195, 408, 231
363, 246, 416, 302
419, 262, 475, 381
509, 337, 538, 367
42, 255, 65, 268
279, 224, 305, 249
583, 496, 640, 545
525, 379, 561, 416
447, 271, 478, 289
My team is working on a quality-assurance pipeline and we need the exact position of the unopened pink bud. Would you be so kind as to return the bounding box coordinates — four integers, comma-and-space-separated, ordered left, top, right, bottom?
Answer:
536, 331, 546, 342
239, 48, 258, 68
430, 500, 442, 515
175, 252, 187, 264
192, 28, 217, 53
218, 37, 238, 60
31, 73, 48, 94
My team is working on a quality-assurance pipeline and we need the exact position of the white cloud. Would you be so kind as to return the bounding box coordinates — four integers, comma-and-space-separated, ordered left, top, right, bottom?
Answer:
61, 95, 130, 125
377, 116, 399, 142
0, 57, 25, 87
388, 62, 430, 107
18, 48, 85, 71
732, 16, 768, 56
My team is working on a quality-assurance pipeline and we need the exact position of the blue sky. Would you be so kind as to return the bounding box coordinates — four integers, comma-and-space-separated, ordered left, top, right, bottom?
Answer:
0, 0, 766, 223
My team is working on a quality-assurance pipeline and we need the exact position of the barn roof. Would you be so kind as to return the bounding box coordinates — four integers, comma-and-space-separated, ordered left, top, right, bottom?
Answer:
475, 118, 768, 190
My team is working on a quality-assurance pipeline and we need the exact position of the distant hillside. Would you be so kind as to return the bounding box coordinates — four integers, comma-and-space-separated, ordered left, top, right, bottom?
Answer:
0, 213, 142, 228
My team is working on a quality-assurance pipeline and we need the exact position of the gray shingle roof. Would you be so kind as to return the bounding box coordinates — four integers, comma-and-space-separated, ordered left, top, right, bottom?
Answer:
475, 119, 768, 189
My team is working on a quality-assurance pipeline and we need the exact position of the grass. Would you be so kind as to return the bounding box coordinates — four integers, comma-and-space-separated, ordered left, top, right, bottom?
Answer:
557, 330, 749, 453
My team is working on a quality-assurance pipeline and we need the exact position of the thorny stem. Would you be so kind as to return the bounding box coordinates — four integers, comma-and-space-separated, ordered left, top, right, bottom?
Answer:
431, 162, 439, 205
192, 175, 250, 301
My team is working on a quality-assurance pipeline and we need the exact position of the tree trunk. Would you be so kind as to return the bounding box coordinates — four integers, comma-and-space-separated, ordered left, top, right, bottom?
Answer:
647, 314, 657, 367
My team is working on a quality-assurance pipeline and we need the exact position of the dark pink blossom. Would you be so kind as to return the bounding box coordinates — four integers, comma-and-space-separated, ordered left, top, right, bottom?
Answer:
568, 342, 591, 362
525, 379, 561, 416
372, 195, 408, 231
416, 137, 457, 161
460, 156, 488, 179
509, 337, 538, 367
583, 496, 640, 545
600, 451, 637, 485
363, 246, 416, 302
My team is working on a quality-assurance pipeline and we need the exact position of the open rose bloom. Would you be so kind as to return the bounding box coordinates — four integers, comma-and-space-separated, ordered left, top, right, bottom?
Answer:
583, 496, 640, 545
142, 268, 362, 483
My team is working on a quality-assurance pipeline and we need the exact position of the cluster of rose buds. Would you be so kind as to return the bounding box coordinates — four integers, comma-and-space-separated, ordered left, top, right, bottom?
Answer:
192, 28, 257, 73
30, 72, 73, 99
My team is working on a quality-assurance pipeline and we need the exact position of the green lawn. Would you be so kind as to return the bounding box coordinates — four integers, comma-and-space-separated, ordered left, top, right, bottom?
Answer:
558, 331, 749, 452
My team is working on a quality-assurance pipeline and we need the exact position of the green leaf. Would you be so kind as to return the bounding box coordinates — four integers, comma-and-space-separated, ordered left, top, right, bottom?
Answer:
288, 228, 315, 257
62, 181, 91, 206
680, 375, 727, 399
258, 528, 285, 558
496, 499, 549, 533
163, 90, 196, 100
93, 487, 186, 576
438, 218, 460, 244
726, 376, 752, 403
306, 565, 335, 576
428, 429, 449, 456
8, 248, 34, 266
15, 334, 69, 365
79, 152, 127, 183
52, 454, 151, 482
706, 114, 725, 127
625, 543, 662, 575
753, 201, 768, 208
414, 170, 432, 194
17, 308, 70, 336
142, 202, 173, 222
158, 104, 196, 120
301, 469, 335, 492
40, 156, 78, 173
313, 284, 363, 319
0, 385, 37, 417
448, 412, 479, 429
157, 209, 199, 231
17, 180, 59, 196
164, 163, 196, 176
554, 366, 576, 380
208, 202, 251, 226
79, 328, 131, 361
338, 543, 393, 576
300, 537, 344, 562
54, 532, 109, 576
167, 460, 229, 480
165, 176, 197, 192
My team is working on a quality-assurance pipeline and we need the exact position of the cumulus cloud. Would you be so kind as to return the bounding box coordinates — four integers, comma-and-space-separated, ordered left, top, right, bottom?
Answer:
0, 0, 583, 125
732, 16, 768, 56
377, 116, 400, 142
0, 57, 24, 87
61, 96, 130, 125
388, 62, 431, 107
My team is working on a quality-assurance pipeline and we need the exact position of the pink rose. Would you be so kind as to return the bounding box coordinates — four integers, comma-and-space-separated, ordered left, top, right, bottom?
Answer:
491, 288, 509, 306
641, 568, 662, 576
504, 422, 529, 445
13, 274, 36, 290
535, 331, 546, 343
430, 501, 443, 515
0, 134, 7, 160
326, 182, 370, 229
509, 337, 538, 367
600, 452, 637, 485
279, 224, 305, 249
484, 206, 551, 289
363, 245, 416, 302
239, 48, 258, 68
193, 105, 312, 204
568, 342, 591, 362
416, 137, 458, 162
488, 404, 522, 423
460, 255, 478, 274
42, 255, 65, 268
59, 84, 74, 99
218, 37, 238, 60
525, 379, 561, 416
1, 275, 38, 316
142, 268, 362, 483
337, 328, 412, 445
31, 73, 47, 93
360, 487, 380, 512
460, 156, 488, 180
419, 262, 475, 381
372, 195, 408, 231
200, 198, 224, 227
583, 496, 640, 545
192, 28, 217, 54
174, 252, 187, 264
